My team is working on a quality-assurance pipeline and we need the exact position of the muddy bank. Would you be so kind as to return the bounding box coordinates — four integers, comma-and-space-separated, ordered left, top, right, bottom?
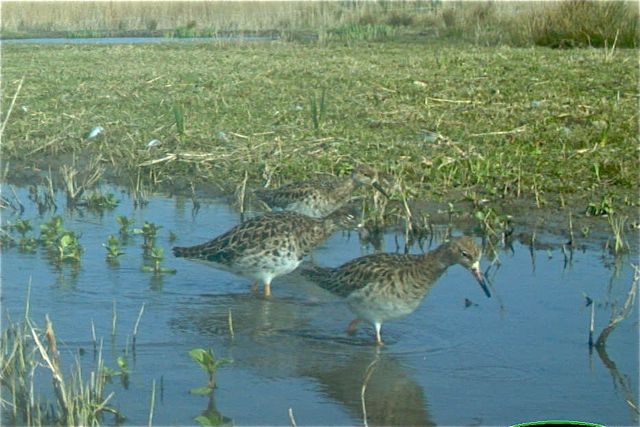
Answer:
3, 154, 637, 256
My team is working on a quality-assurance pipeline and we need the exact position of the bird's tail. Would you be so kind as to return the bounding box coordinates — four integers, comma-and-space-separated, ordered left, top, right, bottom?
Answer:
299, 262, 348, 297
172, 243, 208, 259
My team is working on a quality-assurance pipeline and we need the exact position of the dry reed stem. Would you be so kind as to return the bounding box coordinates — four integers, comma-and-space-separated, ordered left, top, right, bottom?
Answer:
148, 379, 156, 427
133, 302, 146, 351
595, 264, 638, 348
469, 125, 527, 137
0, 75, 24, 136
29, 316, 69, 417
288, 407, 298, 427
227, 308, 235, 339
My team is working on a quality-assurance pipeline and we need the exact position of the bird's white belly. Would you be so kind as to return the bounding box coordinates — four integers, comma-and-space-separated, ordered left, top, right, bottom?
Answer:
347, 290, 421, 323
233, 251, 302, 282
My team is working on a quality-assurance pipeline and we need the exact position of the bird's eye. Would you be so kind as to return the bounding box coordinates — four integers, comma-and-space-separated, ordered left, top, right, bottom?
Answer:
461, 250, 471, 259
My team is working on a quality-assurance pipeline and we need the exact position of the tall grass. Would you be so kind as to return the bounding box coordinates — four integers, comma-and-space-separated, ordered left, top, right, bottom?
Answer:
436, 1, 638, 47
1, 310, 121, 425
512, 0, 638, 48
0, 1, 410, 35
1, 1, 637, 48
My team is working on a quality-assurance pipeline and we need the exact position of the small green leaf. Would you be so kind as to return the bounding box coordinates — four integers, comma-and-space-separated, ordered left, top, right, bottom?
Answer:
190, 386, 213, 395
189, 348, 213, 369
60, 234, 73, 247
116, 356, 127, 370
194, 415, 215, 426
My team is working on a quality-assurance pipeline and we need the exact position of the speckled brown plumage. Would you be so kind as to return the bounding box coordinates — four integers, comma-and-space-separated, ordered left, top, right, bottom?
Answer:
173, 210, 354, 297
255, 166, 388, 218
301, 236, 491, 344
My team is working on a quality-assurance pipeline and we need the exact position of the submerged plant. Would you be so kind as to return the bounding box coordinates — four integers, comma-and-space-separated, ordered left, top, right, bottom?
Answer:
188, 348, 233, 394
142, 246, 176, 274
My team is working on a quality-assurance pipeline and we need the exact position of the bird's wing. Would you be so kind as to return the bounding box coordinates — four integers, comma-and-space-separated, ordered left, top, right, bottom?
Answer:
303, 253, 415, 298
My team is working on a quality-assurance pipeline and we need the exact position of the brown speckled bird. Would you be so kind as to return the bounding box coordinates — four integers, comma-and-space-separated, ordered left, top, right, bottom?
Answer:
301, 236, 491, 345
172, 210, 354, 297
255, 166, 388, 218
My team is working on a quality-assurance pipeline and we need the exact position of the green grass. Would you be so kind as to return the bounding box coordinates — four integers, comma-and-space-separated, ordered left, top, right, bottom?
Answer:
1, 39, 637, 221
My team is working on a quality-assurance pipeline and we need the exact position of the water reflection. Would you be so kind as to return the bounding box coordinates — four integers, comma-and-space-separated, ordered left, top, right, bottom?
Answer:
172, 290, 436, 425
195, 394, 233, 427
305, 349, 435, 427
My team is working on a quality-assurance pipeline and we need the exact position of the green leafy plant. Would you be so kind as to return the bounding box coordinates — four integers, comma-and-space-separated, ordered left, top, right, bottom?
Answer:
81, 191, 119, 211
142, 246, 176, 274
134, 221, 161, 251
586, 196, 615, 217
104, 235, 124, 260
55, 232, 82, 263
188, 348, 233, 395
174, 104, 185, 136
14, 219, 37, 252
101, 356, 130, 388
309, 88, 326, 131
116, 215, 135, 237
39, 215, 65, 247
37, 216, 83, 263
14, 218, 32, 236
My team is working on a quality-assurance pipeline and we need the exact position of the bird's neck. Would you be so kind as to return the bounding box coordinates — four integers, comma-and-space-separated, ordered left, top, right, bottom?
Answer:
418, 243, 456, 280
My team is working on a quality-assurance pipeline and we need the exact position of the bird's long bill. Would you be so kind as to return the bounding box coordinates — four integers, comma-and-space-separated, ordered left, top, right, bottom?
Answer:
371, 181, 391, 199
471, 261, 491, 298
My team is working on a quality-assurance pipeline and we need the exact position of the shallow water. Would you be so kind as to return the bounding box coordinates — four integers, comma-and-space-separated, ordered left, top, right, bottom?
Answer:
1, 185, 638, 426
